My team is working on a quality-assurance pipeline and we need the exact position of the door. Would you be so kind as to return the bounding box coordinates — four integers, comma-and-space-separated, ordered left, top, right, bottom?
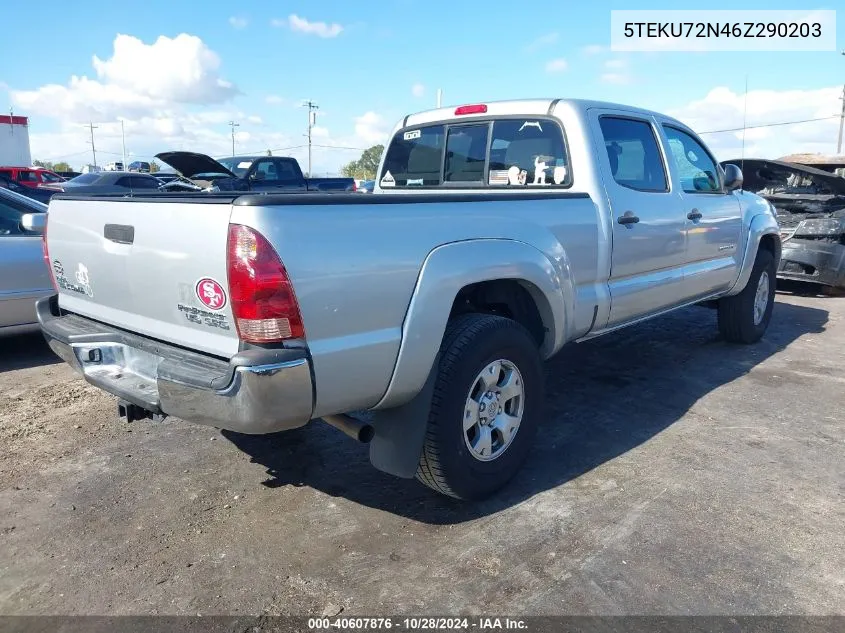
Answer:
0, 199, 51, 328
591, 112, 689, 327
660, 124, 743, 299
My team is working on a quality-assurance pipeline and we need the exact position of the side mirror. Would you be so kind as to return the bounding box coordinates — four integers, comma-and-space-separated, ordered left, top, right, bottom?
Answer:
21, 212, 47, 233
723, 163, 743, 191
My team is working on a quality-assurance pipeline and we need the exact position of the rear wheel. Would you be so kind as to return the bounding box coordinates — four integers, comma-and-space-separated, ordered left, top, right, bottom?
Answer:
718, 248, 776, 344
415, 314, 544, 500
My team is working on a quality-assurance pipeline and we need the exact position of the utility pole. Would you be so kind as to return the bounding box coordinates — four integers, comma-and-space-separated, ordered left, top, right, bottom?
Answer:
87, 122, 98, 166
838, 51, 845, 155
436, 89, 442, 108
302, 100, 319, 176
838, 84, 845, 155
120, 119, 126, 170
229, 120, 240, 157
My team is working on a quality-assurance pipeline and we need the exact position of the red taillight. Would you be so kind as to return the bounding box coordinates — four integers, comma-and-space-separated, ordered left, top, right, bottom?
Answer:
42, 214, 57, 290
226, 224, 305, 343
454, 104, 488, 116
352, 181, 357, 192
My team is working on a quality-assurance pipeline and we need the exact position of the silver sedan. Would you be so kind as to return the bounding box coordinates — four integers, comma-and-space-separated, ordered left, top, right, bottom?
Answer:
0, 187, 51, 335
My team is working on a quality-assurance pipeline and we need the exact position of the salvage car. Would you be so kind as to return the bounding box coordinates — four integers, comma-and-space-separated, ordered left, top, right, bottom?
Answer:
0, 173, 56, 204
0, 187, 50, 335
48, 171, 164, 195
39, 98, 781, 500
155, 152, 355, 193
721, 158, 845, 289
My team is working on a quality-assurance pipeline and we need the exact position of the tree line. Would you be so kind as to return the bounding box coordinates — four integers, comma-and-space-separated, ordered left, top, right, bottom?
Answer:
33, 159, 161, 173
340, 145, 384, 180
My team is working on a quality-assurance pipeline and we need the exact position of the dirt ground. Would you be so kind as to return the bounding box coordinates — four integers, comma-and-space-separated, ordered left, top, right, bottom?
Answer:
0, 285, 842, 616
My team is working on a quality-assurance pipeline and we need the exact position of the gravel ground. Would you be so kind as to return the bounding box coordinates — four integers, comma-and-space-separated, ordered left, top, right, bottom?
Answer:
0, 286, 842, 616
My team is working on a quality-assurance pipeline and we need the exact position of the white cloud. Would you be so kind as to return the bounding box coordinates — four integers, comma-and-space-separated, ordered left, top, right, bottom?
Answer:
545, 58, 568, 73
668, 85, 842, 161
581, 44, 606, 55
601, 73, 632, 85
604, 58, 628, 70
12, 33, 238, 123
14, 33, 237, 124
11, 33, 387, 175
91, 34, 236, 103
311, 125, 330, 138
412, 83, 425, 98
229, 16, 248, 29
526, 32, 559, 52
354, 111, 389, 145
278, 14, 344, 38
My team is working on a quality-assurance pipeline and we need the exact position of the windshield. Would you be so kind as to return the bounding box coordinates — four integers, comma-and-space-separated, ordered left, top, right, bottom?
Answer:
217, 157, 253, 177
67, 173, 101, 185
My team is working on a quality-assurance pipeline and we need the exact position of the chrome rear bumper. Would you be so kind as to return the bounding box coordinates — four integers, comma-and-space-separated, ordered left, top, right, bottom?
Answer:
37, 296, 314, 434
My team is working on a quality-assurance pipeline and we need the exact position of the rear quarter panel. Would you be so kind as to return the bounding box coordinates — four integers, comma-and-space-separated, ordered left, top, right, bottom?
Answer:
231, 193, 601, 416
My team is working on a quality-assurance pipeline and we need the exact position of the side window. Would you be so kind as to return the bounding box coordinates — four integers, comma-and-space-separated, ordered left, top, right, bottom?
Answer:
381, 124, 445, 187
40, 172, 63, 183
251, 159, 279, 183
663, 126, 722, 193
272, 159, 301, 183
115, 176, 134, 187
444, 124, 488, 183
598, 117, 668, 193
130, 176, 160, 189
0, 201, 24, 236
488, 119, 569, 186
17, 171, 38, 182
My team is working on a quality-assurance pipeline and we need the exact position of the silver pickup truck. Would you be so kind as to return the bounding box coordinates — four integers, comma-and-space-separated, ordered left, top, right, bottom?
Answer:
38, 98, 781, 500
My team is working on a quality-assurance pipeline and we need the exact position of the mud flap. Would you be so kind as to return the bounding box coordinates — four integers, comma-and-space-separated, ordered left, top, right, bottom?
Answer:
368, 353, 439, 479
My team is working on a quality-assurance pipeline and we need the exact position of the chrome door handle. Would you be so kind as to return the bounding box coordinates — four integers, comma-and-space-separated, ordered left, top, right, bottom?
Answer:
687, 209, 702, 221
617, 211, 640, 226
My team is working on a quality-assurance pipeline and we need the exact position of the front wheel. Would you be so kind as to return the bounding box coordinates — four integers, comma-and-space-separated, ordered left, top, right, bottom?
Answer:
415, 314, 544, 500
718, 248, 776, 344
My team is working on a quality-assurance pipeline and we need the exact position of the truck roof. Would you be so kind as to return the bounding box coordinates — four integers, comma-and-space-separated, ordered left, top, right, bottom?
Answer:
400, 98, 690, 133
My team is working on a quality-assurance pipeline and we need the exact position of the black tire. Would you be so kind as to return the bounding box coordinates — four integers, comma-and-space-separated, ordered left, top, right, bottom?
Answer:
415, 314, 544, 500
718, 248, 776, 344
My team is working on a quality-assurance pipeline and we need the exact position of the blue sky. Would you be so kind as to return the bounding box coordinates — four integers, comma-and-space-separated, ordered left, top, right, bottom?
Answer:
1, 0, 843, 172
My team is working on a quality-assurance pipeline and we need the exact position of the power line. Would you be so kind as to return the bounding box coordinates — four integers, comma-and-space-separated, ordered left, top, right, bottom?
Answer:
312, 144, 370, 151
698, 115, 839, 135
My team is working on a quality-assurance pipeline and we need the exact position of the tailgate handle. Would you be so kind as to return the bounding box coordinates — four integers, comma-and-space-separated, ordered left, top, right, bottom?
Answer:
104, 224, 135, 244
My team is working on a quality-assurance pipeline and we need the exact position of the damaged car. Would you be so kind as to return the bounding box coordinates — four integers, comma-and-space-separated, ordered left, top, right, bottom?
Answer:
154, 152, 355, 193
721, 158, 845, 289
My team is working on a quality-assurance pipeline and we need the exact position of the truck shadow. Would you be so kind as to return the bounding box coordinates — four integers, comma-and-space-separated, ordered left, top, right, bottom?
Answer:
223, 300, 828, 524
0, 331, 62, 373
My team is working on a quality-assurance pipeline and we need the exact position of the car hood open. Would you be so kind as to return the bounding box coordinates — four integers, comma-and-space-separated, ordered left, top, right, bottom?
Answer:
720, 158, 845, 197
155, 152, 237, 179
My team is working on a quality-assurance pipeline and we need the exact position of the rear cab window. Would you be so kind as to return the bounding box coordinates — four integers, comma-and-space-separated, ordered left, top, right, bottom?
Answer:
380, 116, 571, 189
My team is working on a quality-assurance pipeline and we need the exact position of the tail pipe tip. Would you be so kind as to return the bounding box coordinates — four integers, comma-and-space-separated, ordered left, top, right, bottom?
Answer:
321, 414, 375, 443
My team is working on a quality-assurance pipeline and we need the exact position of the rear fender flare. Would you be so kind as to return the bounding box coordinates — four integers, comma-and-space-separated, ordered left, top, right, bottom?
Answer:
373, 238, 571, 411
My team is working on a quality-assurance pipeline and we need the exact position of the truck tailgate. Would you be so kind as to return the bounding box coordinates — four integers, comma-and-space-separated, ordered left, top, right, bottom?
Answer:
46, 196, 240, 358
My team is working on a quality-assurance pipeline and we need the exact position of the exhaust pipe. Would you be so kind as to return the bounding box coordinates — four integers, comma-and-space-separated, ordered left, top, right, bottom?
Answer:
321, 414, 375, 443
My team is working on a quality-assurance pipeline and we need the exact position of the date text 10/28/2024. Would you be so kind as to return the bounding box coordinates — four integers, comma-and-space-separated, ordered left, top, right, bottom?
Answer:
308, 617, 528, 631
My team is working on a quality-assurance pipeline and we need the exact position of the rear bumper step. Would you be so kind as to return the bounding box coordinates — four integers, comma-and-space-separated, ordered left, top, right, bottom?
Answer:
37, 295, 314, 434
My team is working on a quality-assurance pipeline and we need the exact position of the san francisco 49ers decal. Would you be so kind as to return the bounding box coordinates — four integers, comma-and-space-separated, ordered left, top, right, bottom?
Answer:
195, 277, 227, 311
